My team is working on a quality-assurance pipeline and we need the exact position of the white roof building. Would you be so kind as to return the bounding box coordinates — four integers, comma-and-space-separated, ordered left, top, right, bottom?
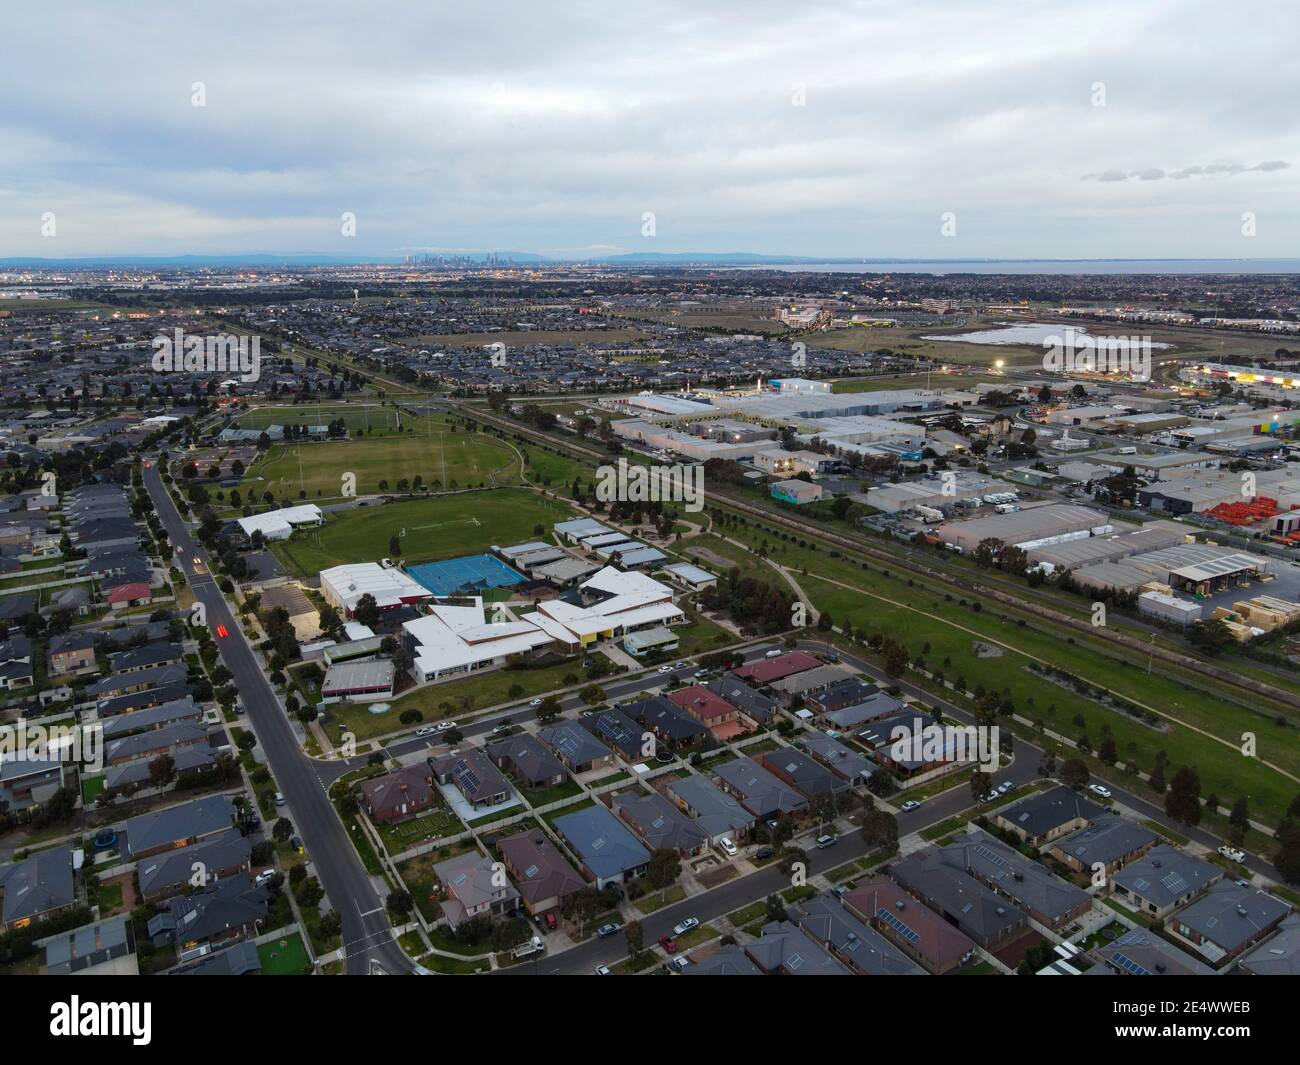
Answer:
403, 600, 556, 684
236, 504, 323, 541
319, 563, 433, 616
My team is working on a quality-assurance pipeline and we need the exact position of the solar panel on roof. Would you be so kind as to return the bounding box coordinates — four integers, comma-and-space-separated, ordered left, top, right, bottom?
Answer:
877, 908, 920, 944
1111, 951, 1151, 976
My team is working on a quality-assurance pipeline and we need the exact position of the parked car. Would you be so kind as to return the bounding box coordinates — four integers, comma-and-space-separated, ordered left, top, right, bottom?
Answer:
658, 934, 678, 953
657, 664, 673, 674
274, 792, 286, 806
1218, 845, 1247, 863
1088, 784, 1112, 799
815, 834, 837, 850
597, 922, 622, 939
415, 726, 437, 737
672, 917, 699, 936
254, 870, 276, 887
491, 723, 511, 735
693, 668, 709, 678
754, 846, 774, 860
595, 965, 611, 976
765, 649, 783, 658
718, 837, 738, 857
543, 911, 558, 930
899, 799, 921, 812
529, 698, 543, 707
671, 956, 690, 971
435, 720, 457, 732
996, 780, 1015, 794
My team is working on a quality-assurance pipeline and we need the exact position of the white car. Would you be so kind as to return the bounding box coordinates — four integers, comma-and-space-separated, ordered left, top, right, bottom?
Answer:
996, 781, 1014, 794
529, 698, 543, 707
1218, 845, 1247, 863
415, 726, 437, 737
671, 956, 690, 971
254, 870, 276, 887
899, 799, 921, 812
718, 837, 738, 857
595, 965, 611, 976
491, 723, 511, 735
1088, 784, 1112, 799
657, 665, 673, 674
672, 917, 699, 937
435, 720, 457, 732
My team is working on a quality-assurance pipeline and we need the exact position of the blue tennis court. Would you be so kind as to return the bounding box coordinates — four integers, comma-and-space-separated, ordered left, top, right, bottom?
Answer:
406, 553, 525, 596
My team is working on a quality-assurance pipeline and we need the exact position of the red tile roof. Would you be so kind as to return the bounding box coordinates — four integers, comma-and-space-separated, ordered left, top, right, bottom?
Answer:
733, 651, 820, 686
668, 685, 736, 722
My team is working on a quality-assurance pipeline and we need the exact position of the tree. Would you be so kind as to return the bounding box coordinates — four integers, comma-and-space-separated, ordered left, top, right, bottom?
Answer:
272, 817, 294, 841
645, 848, 681, 893
535, 696, 562, 726
1228, 797, 1251, 847
353, 593, 381, 630
859, 807, 899, 850
1060, 758, 1090, 789
386, 890, 414, 920
1276, 822, 1300, 885
579, 684, 606, 707
970, 768, 992, 803
1165, 766, 1203, 827
624, 919, 644, 958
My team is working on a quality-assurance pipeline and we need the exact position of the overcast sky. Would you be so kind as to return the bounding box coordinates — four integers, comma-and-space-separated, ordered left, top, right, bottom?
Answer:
2, 0, 1298, 260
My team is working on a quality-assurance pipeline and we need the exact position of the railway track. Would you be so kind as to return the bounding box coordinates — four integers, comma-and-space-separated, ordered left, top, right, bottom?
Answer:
453, 400, 1300, 714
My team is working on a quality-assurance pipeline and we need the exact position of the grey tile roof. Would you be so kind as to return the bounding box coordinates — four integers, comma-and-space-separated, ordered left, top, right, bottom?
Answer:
1172, 881, 1290, 955
0, 845, 75, 925
552, 804, 650, 880
124, 795, 235, 859
135, 828, 251, 898
1112, 845, 1220, 909
1237, 913, 1300, 975
795, 896, 924, 975
1095, 926, 1215, 976
993, 785, 1105, 840
940, 832, 1090, 923
745, 920, 851, 975
613, 792, 707, 853
1050, 816, 1158, 867
891, 849, 1028, 943
666, 774, 755, 837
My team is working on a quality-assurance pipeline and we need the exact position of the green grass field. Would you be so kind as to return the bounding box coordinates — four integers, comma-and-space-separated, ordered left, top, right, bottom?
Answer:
271, 487, 575, 575
242, 427, 519, 501
234, 403, 403, 432
258, 932, 312, 975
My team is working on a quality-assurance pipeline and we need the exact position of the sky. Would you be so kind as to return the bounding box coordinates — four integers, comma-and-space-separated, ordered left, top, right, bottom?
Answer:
2, 0, 1298, 260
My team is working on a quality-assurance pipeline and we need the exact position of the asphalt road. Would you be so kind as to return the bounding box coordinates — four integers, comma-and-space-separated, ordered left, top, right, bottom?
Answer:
144, 461, 411, 975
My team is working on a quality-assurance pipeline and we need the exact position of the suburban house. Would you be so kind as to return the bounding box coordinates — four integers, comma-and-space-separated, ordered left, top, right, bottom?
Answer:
613, 791, 708, 856
0, 754, 71, 813
799, 730, 875, 786
759, 748, 850, 801
890, 849, 1030, 950
360, 766, 438, 824
991, 786, 1106, 847
794, 896, 925, 975
1237, 913, 1300, 976
843, 877, 978, 975
1047, 816, 1159, 876
0, 845, 76, 930
486, 733, 569, 790
497, 830, 586, 919
1094, 925, 1215, 976
628, 696, 709, 750
666, 774, 756, 844
123, 795, 236, 860
583, 708, 647, 762
805, 678, 880, 716
135, 829, 251, 903
938, 833, 1092, 929
551, 804, 651, 889
538, 722, 615, 774
433, 851, 521, 928
706, 677, 777, 727
682, 944, 762, 975
147, 875, 267, 961
668, 685, 748, 741
733, 651, 820, 687
430, 749, 512, 811
1110, 845, 1222, 919
47, 631, 99, 678
1167, 882, 1291, 965
714, 756, 809, 821
745, 919, 851, 975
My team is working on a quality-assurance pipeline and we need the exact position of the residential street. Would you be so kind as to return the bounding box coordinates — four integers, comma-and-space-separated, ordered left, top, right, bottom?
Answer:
144, 460, 413, 975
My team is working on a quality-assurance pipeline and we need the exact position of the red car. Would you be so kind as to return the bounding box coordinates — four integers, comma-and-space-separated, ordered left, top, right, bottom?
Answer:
543, 912, 557, 931
658, 935, 677, 954
215, 624, 228, 638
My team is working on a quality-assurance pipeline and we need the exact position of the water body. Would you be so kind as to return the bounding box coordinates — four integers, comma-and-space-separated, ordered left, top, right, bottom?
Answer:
743, 259, 1300, 275
921, 323, 1170, 349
